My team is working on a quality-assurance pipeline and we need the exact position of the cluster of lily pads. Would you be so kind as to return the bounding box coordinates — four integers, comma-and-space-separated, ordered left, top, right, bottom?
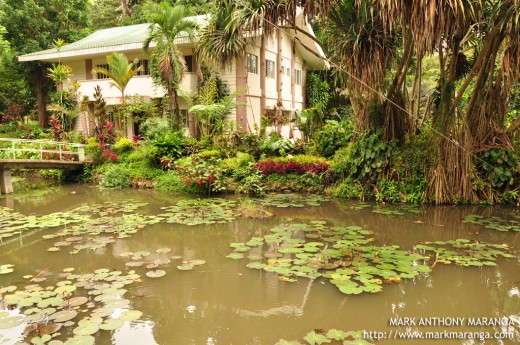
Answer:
227, 220, 514, 295
257, 194, 329, 208
463, 214, 520, 232
0, 206, 86, 242
119, 247, 206, 276
0, 267, 144, 345
158, 198, 237, 225
415, 239, 515, 267
275, 329, 374, 345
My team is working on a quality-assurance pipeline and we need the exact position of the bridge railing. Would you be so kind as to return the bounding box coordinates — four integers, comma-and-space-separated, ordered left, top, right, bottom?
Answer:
0, 138, 86, 162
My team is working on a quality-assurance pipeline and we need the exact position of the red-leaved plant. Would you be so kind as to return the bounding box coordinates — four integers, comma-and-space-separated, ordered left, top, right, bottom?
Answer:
255, 158, 329, 175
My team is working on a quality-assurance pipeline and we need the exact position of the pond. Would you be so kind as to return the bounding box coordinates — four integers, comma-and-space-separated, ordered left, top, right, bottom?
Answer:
0, 186, 519, 345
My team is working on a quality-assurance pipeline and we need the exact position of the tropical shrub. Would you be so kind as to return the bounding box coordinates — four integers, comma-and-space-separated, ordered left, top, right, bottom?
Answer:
149, 131, 183, 165
219, 152, 254, 177
39, 169, 65, 182
155, 171, 186, 192
100, 165, 131, 188
85, 137, 103, 164
198, 149, 221, 159
181, 136, 200, 155
333, 178, 363, 199
332, 130, 395, 184
176, 157, 225, 195
234, 163, 266, 195
313, 120, 353, 158
114, 137, 133, 153
476, 149, 518, 189
139, 117, 171, 140
256, 155, 329, 176
260, 133, 294, 157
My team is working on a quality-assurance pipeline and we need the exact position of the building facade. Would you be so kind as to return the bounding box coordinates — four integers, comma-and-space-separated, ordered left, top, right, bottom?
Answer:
19, 12, 326, 138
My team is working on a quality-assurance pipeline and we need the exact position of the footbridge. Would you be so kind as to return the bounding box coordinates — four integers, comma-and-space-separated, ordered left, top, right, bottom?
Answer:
0, 138, 87, 193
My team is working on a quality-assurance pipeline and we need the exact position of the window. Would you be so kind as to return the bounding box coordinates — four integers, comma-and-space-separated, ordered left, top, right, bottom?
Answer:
180, 109, 189, 128
284, 66, 291, 77
95, 64, 109, 79
266, 60, 275, 78
295, 69, 302, 85
135, 60, 150, 76
184, 55, 194, 72
246, 53, 258, 74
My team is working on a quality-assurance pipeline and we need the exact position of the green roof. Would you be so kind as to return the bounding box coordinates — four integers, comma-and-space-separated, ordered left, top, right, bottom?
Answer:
19, 16, 208, 62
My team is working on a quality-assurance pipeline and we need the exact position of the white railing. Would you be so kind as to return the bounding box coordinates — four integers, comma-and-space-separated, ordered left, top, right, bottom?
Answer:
0, 138, 86, 162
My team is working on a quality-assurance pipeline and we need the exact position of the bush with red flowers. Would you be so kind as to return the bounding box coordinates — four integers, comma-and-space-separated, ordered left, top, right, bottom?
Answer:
255, 155, 329, 176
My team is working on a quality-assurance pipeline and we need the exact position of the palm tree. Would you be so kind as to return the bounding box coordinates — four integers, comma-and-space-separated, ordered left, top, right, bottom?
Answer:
143, 2, 197, 129
91, 52, 141, 106
91, 52, 141, 138
196, 0, 245, 69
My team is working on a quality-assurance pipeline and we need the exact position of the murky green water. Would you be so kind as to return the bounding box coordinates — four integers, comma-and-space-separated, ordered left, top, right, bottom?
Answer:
1, 186, 519, 345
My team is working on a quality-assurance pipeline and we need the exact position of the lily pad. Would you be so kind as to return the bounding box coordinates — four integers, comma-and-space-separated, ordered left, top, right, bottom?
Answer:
146, 270, 166, 278
64, 335, 95, 345
99, 318, 125, 331
303, 331, 331, 345
177, 263, 194, 271
49, 310, 78, 323
0, 264, 14, 274
119, 310, 143, 321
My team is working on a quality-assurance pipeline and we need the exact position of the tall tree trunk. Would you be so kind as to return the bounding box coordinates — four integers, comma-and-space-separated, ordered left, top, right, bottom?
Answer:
173, 89, 181, 129
35, 67, 48, 128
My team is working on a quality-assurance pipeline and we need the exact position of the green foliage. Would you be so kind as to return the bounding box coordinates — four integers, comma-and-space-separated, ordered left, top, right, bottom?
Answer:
176, 157, 225, 195
332, 130, 396, 184
39, 169, 65, 182
181, 136, 200, 155
150, 131, 183, 164
144, 2, 197, 125
313, 120, 353, 158
91, 53, 141, 105
100, 165, 131, 189
189, 86, 243, 137
476, 149, 518, 189
333, 178, 363, 199
198, 149, 221, 159
85, 137, 103, 164
114, 137, 133, 154
219, 152, 254, 176
306, 72, 330, 108
392, 132, 434, 181
154, 171, 186, 192
295, 103, 326, 141
234, 163, 266, 195
260, 133, 294, 157
139, 117, 171, 140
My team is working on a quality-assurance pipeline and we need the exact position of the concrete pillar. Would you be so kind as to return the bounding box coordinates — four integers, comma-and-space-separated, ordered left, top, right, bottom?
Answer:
0, 169, 13, 194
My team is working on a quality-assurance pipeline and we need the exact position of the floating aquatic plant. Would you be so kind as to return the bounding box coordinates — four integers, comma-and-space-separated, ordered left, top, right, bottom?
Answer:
0, 264, 14, 275
257, 194, 329, 208
416, 239, 515, 267
0, 267, 145, 344
275, 329, 375, 345
159, 198, 236, 225
228, 220, 514, 295
463, 214, 520, 232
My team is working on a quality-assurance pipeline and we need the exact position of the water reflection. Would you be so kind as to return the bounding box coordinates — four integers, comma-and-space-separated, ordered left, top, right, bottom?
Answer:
0, 186, 519, 344
112, 320, 158, 345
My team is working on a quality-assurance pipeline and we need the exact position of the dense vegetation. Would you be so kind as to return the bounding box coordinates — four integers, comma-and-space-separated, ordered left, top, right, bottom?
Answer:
0, 0, 519, 204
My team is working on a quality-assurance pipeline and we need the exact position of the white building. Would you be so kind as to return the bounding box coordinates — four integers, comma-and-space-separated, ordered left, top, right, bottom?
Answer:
19, 13, 327, 138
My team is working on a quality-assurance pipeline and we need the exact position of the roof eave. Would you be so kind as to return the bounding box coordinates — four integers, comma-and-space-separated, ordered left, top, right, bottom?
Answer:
18, 36, 194, 63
